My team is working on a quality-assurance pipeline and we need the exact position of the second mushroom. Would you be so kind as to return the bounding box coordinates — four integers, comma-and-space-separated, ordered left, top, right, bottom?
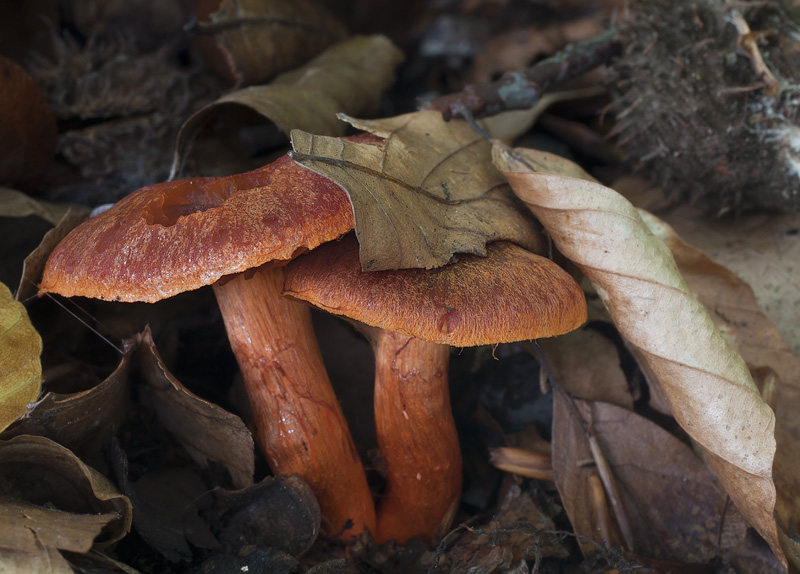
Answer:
284, 233, 587, 543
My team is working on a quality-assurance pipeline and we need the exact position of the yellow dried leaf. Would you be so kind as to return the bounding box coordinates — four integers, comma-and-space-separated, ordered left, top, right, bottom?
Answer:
291, 111, 543, 271
0, 282, 41, 432
493, 143, 783, 568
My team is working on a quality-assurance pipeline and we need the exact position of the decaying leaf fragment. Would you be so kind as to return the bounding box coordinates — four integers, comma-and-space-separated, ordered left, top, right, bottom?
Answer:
0, 435, 132, 548
493, 144, 783, 568
171, 35, 404, 178
0, 281, 42, 432
137, 328, 254, 490
291, 111, 543, 271
0, 56, 57, 191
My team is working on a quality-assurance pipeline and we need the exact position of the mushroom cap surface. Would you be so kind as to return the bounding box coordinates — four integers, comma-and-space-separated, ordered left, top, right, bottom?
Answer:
284, 234, 587, 346
40, 155, 354, 303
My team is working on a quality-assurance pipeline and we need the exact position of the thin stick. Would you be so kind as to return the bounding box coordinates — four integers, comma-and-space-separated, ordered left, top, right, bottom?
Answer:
425, 28, 621, 121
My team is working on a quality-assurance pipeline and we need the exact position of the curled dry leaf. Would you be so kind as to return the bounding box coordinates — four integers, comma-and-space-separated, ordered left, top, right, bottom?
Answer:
493, 143, 782, 567
137, 327, 254, 489
0, 56, 57, 191
291, 111, 543, 271
0, 340, 132, 454
16, 208, 89, 302
0, 435, 132, 547
193, 0, 347, 87
0, 281, 42, 432
641, 212, 800, 571
172, 35, 404, 178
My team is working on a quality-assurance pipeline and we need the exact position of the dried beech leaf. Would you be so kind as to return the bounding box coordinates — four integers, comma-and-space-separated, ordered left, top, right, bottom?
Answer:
0, 341, 133, 454
16, 208, 90, 302
552, 396, 743, 563
172, 35, 404, 178
0, 281, 42, 432
0, 435, 132, 547
137, 328, 254, 489
640, 212, 800, 570
194, 0, 347, 87
0, 187, 84, 226
291, 111, 542, 271
494, 143, 782, 567
0, 56, 57, 191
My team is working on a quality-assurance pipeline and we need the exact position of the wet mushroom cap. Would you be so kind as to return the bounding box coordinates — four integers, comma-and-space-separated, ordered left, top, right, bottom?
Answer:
39, 155, 355, 303
283, 234, 587, 345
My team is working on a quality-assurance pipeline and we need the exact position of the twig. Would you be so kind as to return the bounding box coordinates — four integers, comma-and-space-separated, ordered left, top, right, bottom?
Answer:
424, 28, 621, 121
728, 8, 779, 96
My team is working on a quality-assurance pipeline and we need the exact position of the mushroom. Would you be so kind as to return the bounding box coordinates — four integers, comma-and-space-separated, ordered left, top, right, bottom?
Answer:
283, 233, 587, 543
39, 153, 376, 537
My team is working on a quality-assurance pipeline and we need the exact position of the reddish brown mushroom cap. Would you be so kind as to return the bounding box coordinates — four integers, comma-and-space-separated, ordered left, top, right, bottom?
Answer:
283, 233, 587, 345
39, 154, 354, 303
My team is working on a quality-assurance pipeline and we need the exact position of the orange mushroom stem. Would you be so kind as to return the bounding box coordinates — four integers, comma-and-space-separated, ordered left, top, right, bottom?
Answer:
213, 267, 375, 536
361, 326, 460, 543
284, 233, 588, 544
39, 154, 376, 538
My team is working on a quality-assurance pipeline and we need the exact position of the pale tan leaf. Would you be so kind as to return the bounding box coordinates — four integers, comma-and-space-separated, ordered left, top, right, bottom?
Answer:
194, 0, 347, 87
0, 543, 73, 574
640, 211, 800, 571
493, 143, 782, 568
172, 35, 404, 178
0, 499, 117, 553
137, 328, 254, 489
662, 207, 800, 358
291, 111, 543, 271
0, 435, 132, 547
0, 281, 41, 432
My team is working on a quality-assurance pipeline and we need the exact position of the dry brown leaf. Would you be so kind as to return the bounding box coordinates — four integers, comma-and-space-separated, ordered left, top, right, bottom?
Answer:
0, 435, 132, 547
552, 395, 747, 564
493, 143, 782, 568
0, 56, 57, 191
539, 327, 634, 409
0, 281, 42, 432
16, 209, 90, 302
291, 111, 543, 271
171, 35, 404, 178
641, 212, 800, 571
137, 328, 254, 489
194, 0, 347, 87
0, 341, 132, 454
